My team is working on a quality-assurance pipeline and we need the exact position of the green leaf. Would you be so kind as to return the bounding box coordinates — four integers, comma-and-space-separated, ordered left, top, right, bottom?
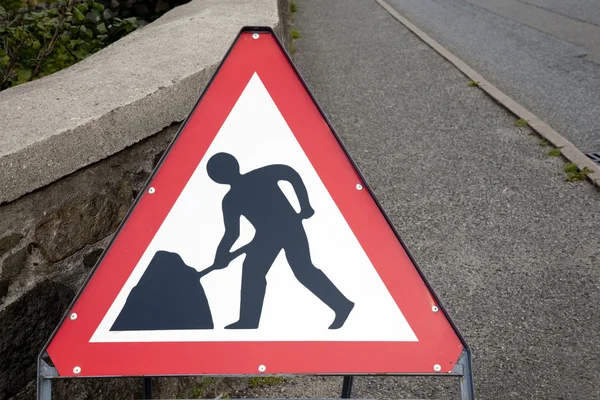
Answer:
92, 1, 104, 12
123, 17, 137, 26
80, 26, 93, 39
77, 3, 88, 13
0, 56, 10, 66
73, 7, 85, 21
0, 6, 7, 14
32, 40, 41, 50
96, 34, 107, 41
85, 10, 100, 23
96, 22, 107, 34
17, 68, 32, 83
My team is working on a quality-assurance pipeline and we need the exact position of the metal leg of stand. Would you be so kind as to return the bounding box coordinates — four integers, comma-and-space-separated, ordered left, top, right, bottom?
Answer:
37, 356, 57, 400
457, 351, 475, 400
341, 376, 354, 398
143, 377, 153, 399
39, 379, 52, 400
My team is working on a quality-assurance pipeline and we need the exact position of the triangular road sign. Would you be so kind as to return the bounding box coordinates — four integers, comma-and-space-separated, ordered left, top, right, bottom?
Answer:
44, 27, 467, 378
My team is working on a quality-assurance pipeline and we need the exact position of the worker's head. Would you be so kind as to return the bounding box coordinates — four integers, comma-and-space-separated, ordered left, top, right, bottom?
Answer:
207, 152, 240, 184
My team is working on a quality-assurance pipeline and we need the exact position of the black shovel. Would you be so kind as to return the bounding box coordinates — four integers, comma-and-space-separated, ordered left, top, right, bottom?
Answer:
197, 244, 250, 279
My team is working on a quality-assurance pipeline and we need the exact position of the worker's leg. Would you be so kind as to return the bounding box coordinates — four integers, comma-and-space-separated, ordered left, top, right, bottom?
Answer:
225, 242, 281, 329
283, 224, 354, 329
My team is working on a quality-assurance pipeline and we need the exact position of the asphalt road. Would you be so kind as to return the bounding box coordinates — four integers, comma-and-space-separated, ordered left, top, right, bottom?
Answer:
247, 0, 600, 399
386, 0, 600, 154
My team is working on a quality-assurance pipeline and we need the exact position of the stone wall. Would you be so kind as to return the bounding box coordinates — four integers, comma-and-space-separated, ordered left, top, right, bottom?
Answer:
0, 125, 176, 399
0, 0, 291, 397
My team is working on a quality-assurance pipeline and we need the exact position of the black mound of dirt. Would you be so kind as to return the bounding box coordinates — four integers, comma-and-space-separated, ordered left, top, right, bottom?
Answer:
111, 250, 213, 331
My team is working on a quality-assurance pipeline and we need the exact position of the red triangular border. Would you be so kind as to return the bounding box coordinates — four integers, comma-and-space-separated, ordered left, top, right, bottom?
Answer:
45, 28, 465, 377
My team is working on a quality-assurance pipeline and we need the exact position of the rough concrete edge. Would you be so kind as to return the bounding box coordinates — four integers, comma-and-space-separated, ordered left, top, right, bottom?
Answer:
0, 0, 289, 206
277, 0, 292, 51
374, 0, 600, 187
0, 65, 217, 205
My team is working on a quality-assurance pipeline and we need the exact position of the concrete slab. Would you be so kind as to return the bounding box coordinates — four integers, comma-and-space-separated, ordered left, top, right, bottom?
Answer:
0, 0, 284, 204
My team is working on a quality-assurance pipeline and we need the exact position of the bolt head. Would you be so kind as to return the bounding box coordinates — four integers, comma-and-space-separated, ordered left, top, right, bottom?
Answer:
252, 33, 259, 39
70, 313, 78, 320
433, 364, 441, 372
356, 184, 363, 190
73, 366, 81, 374
148, 187, 155, 194
432, 306, 439, 312
258, 364, 266, 372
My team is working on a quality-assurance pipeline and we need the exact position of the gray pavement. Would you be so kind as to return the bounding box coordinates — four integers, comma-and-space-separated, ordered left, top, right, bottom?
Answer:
249, 0, 600, 398
385, 0, 600, 153
521, 0, 600, 26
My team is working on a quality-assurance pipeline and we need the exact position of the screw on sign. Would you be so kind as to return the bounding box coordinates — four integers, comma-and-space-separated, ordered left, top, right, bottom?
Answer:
37, 27, 474, 400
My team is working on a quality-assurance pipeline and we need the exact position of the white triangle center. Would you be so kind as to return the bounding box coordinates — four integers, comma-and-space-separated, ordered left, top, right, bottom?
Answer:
91, 73, 417, 343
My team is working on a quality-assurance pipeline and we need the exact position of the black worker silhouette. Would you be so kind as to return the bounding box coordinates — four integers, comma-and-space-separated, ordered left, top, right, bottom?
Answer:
205, 152, 355, 330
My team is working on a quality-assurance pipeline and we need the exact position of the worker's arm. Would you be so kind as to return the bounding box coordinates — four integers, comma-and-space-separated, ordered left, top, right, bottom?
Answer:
213, 195, 241, 267
277, 165, 314, 219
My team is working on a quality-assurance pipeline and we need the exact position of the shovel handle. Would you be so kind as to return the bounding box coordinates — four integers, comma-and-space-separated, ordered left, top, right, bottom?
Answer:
197, 244, 249, 278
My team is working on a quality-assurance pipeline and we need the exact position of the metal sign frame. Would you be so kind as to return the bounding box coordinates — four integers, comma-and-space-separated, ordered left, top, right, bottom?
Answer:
36, 26, 474, 400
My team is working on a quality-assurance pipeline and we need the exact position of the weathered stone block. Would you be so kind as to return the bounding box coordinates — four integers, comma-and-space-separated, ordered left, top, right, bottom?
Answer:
34, 181, 133, 264
1, 248, 28, 279
83, 248, 105, 269
0, 279, 8, 302
0, 280, 74, 400
0, 233, 23, 258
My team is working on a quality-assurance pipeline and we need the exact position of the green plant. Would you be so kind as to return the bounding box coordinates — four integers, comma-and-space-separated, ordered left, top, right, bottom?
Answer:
564, 163, 592, 182
564, 163, 578, 173
0, 0, 25, 12
547, 148, 561, 157
514, 118, 528, 127
467, 80, 479, 87
248, 376, 286, 388
538, 139, 550, 147
290, 0, 297, 13
0, 0, 139, 90
290, 29, 301, 39
191, 377, 215, 398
